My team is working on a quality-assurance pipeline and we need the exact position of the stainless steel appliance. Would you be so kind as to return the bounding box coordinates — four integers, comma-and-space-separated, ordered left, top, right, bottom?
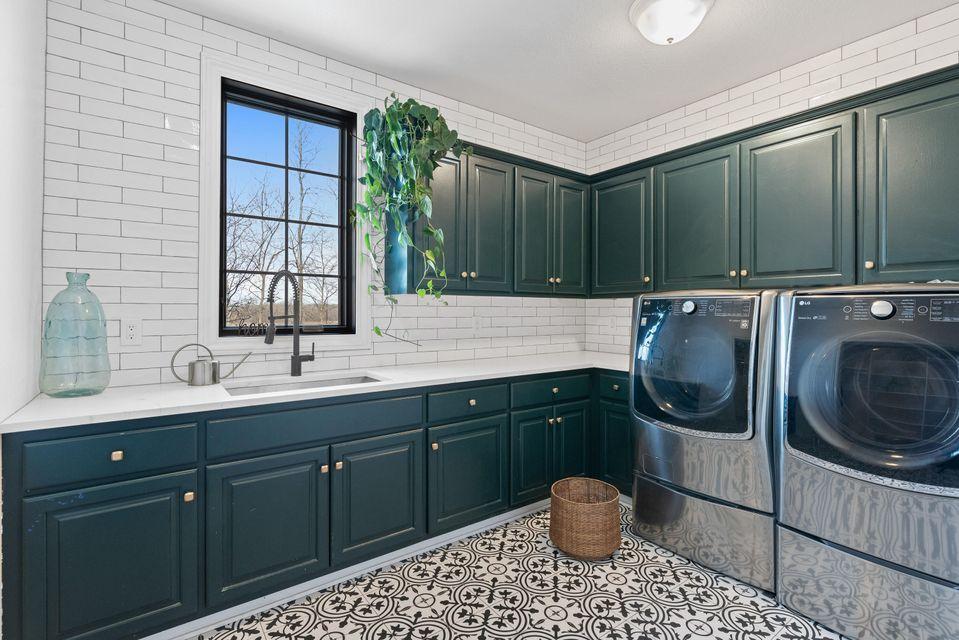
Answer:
776, 285, 959, 639
629, 290, 777, 591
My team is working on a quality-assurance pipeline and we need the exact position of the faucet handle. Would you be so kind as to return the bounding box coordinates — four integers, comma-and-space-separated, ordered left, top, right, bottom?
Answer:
308, 342, 315, 361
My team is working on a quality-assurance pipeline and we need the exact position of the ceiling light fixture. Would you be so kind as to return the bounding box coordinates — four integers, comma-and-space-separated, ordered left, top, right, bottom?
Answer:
628, 0, 715, 46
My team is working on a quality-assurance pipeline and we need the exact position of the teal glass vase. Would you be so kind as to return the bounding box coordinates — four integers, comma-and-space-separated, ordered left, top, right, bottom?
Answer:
39, 272, 111, 397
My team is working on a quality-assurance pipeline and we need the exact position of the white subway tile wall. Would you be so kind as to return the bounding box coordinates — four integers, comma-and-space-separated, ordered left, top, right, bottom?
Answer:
585, 3, 959, 173
41, 0, 959, 382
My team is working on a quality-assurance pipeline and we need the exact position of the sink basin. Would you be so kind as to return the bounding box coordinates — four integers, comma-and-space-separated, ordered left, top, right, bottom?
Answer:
224, 375, 382, 396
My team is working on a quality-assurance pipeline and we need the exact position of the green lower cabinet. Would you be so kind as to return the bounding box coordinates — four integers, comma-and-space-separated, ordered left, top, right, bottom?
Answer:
598, 401, 633, 494
206, 447, 330, 608
428, 415, 509, 534
553, 400, 589, 480
331, 429, 426, 566
510, 406, 553, 505
21, 471, 198, 640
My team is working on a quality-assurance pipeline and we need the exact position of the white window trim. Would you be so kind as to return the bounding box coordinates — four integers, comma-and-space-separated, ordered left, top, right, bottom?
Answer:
199, 51, 373, 354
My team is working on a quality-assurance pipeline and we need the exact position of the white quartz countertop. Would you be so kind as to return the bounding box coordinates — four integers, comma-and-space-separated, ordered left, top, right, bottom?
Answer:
2, 352, 629, 434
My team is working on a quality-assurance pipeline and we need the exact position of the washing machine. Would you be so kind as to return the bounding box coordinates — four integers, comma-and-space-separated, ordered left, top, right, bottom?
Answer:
776, 285, 959, 639
629, 290, 777, 591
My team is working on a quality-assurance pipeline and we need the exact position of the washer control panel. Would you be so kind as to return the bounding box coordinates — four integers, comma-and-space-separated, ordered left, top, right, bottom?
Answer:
796, 294, 959, 324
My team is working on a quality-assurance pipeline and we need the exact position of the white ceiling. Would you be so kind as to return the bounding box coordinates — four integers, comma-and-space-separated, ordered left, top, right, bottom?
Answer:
169, 0, 958, 141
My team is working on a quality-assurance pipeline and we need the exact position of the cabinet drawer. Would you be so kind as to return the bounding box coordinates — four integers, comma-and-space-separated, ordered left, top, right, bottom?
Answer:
428, 384, 508, 423
598, 373, 629, 402
511, 374, 590, 408
207, 395, 423, 460
22, 423, 197, 492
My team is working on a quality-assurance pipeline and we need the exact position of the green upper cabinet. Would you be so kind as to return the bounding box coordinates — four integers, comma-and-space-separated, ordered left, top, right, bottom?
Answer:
655, 144, 740, 290
862, 80, 959, 283
554, 178, 590, 295
428, 415, 508, 534
514, 167, 555, 294
21, 471, 198, 640
206, 447, 330, 609
591, 168, 653, 295
467, 155, 514, 293
421, 154, 468, 292
330, 429, 425, 566
740, 114, 856, 287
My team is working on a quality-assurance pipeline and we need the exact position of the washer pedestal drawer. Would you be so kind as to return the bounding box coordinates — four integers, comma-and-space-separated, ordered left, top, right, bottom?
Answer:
631, 473, 774, 591
777, 526, 959, 640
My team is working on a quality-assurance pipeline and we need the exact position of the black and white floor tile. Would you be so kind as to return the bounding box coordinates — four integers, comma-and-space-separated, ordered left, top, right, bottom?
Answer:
203, 505, 844, 640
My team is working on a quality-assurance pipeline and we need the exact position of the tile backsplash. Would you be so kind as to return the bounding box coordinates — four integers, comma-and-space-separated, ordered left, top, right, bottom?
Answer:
39, 0, 959, 385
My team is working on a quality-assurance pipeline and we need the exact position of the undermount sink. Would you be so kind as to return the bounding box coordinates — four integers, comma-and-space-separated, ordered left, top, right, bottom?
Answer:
224, 375, 382, 396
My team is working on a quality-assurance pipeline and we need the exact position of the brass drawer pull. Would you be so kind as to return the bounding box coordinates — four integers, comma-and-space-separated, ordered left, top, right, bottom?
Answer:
321, 464, 329, 474
461, 271, 468, 278
555, 277, 562, 284
335, 461, 343, 470
468, 398, 477, 407
740, 268, 748, 277
110, 450, 124, 462
183, 491, 195, 503
551, 387, 559, 394
643, 275, 651, 283
729, 269, 737, 277
470, 271, 477, 278
547, 418, 556, 425
431, 442, 439, 451
548, 277, 555, 283
864, 260, 875, 270
556, 416, 564, 424
612, 384, 620, 391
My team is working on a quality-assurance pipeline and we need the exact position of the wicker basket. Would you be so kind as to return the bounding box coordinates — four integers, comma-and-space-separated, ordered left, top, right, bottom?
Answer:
549, 477, 621, 560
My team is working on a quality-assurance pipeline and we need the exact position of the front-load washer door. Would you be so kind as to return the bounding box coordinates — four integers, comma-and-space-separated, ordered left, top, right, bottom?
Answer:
633, 295, 755, 437
785, 294, 959, 490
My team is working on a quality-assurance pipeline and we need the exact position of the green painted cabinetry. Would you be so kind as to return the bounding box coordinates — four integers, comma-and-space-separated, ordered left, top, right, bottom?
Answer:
862, 80, 959, 282
330, 429, 426, 566
740, 114, 856, 287
514, 167, 555, 294
591, 169, 653, 295
598, 401, 633, 494
655, 144, 740, 290
21, 471, 198, 640
428, 415, 509, 534
467, 155, 514, 293
553, 400, 590, 481
422, 154, 468, 292
554, 178, 590, 295
206, 447, 330, 608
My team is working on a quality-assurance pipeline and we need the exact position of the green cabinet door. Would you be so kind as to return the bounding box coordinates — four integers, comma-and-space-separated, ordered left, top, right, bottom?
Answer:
863, 80, 959, 282
22, 471, 198, 640
553, 400, 589, 480
510, 406, 552, 506
467, 155, 514, 293
514, 167, 554, 294
598, 401, 633, 494
428, 415, 508, 534
331, 429, 425, 566
418, 154, 468, 292
740, 114, 856, 287
655, 144, 740, 290
206, 447, 330, 608
554, 178, 590, 295
591, 169, 653, 295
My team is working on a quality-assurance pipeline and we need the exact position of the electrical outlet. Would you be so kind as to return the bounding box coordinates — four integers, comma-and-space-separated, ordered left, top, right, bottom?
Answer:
122, 318, 142, 346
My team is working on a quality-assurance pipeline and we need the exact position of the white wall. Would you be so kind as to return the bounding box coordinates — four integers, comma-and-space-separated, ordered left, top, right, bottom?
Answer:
2, 1, 46, 419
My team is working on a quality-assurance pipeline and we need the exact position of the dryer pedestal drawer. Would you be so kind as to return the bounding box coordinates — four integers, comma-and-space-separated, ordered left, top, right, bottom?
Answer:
778, 526, 959, 639
631, 474, 774, 592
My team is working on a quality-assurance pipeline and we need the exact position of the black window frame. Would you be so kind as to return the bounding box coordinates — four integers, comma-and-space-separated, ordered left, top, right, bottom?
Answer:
219, 78, 356, 337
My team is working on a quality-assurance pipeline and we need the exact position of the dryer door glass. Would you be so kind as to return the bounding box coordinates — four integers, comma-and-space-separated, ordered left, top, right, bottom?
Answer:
632, 296, 754, 435
786, 295, 959, 488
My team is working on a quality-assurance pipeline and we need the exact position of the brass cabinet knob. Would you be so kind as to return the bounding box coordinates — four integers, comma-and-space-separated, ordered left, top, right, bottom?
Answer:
110, 450, 124, 462
729, 269, 737, 277
547, 418, 556, 425
740, 268, 748, 277
548, 277, 555, 283
431, 442, 439, 451
612, 384, 620, 391
551, 387, 559, 394
555, 277, 562, 284
556, 416, 564, 424
183, 491, 195, 503
468, 398, 477, 406
864, 260, 875, 270
470, 271, 477, 278
335, 461, 343, 470
461, 271, 468, 278
321, 464, 329, 474
643, 275, 651, 283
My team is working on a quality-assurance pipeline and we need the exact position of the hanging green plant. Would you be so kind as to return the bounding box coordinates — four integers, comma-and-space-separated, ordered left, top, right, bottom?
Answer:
352, 94, 471, 339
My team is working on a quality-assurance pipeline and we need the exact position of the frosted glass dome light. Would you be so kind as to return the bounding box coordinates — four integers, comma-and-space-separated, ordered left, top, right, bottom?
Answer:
628, 0, 715, 46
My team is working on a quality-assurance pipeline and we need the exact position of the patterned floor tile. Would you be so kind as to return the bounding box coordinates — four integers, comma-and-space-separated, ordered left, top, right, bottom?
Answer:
201, 506, 843, 640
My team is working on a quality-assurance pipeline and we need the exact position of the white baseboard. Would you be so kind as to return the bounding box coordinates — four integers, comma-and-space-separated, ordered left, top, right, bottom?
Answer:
148, 499, 550, 640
